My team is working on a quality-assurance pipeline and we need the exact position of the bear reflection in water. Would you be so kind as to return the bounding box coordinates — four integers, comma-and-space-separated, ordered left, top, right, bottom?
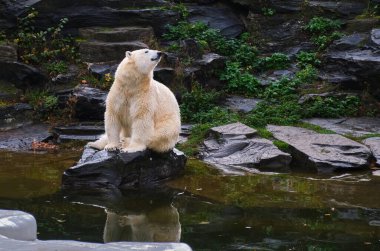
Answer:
103, 205, 181, 243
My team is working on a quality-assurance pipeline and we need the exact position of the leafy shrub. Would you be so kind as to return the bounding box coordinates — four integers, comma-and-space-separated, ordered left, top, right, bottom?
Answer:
193, 107, 239, 124
44, 61, 68, 76
304, 17, 342, 34
14, 9, 78, 65
24, 90, 58, 113
303, 95, 360, 118
296, 52, 321, 68
262, 7, 276, 16
244, 101, 302, 127
180, 84, 222, 122
258, 53, 290, 70
220, 61, 260, 95
261, 78, 298, 101
311, 32, 343, 50
295, 65, 318, 84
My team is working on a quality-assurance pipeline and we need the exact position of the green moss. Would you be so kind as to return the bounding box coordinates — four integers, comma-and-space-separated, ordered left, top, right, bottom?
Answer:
344, 133, 380, 142
255, 127, 273, 139
273, 140, 290, 152
177, 123, 212, 156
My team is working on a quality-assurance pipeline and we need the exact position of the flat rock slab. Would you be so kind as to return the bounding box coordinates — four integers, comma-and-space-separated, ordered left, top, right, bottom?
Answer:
0, 236, 192, 251
267, 125, 372, 173
202, 123, 291, 174
0, 210, 36, 241
62, 146, 186, 190
53, 123, 105, 143
210, 122, 257, 138
303, 117, 380, 137
224, 96, 262, 113
363, 137, 380, 166
0, 124, 51, 151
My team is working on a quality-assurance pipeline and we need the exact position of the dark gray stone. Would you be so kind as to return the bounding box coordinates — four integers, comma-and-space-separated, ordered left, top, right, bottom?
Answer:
0, 62, 48, 91
62, 146, 187, 190
224, 96, 262, 113
188, 5, 244, 38
267, 125, 372, 173
51, 65, 79, 85
331, 33, 368, 51
53, 123, 105, 143
259, 70, 295, 86
0, 44, 17, 62
370, 28, 380, 47
73, 86, 107, 120
363, 137, 380, 166
179, 39, 203, 59
307, 1, 367, 16
79, 41, 148, 62
153, 67, 175, 87
298, 92, 358, 104
303, 117, 380, 137
202, 123, 291, 174
89, 62, 118, 79
0, 124, 51, 151
0, 103, 33, 131
78, 26, 154, 43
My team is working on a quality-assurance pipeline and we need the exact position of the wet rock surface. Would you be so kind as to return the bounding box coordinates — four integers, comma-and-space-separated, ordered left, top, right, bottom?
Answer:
71, 85, 107, 121
363, 137, 380, 166
62, 146, 187, 190
0, 103, 33, 131
267, 125, 372, 173
202, 123, 292, 174
303, 117, 380, 137
0, 124, 51, 151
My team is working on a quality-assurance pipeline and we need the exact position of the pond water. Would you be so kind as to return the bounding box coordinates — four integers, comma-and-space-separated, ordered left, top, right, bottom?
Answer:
0, 150, 380, 251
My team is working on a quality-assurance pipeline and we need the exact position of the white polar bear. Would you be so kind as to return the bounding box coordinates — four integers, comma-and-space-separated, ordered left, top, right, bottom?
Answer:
88, 49, 181, 153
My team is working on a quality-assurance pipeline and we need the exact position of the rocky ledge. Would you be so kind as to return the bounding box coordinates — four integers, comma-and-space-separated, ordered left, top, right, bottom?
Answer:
61, 146, 187, 190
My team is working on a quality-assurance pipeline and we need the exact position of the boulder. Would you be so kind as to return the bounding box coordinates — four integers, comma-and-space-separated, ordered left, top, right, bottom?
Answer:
0, 210, 37, 241
0, 44, 17, 62
267, 125, 372, 173
370, 28, 380, 47
79, 41, 148, 62
224, 96, 262, 113
78, 26, 154, 43
71, 86, 107, 121
363, 137, 380, 166
0, 103, 33, 131
188, 5, 244, 38
0, 123, 51, 151
306, 1, 367, 16
61, 146, 187, 190
154, 67, 175, 87
330, 33, 368, 51
202, 123, 292, 174
88, 62, 118, 79
0, 62, 47, 91
303, 117, 380, 137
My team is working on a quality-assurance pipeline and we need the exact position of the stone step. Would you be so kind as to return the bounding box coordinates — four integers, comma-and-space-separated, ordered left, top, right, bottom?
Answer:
79, 41, 148, 62
78, 26, 155, 43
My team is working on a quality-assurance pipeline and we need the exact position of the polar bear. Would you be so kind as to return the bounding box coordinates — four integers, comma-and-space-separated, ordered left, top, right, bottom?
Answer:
88, 49, 181, 153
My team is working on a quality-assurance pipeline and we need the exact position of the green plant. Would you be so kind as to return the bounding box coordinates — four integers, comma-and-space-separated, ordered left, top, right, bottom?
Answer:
296, 52, 321, 68
220, 61, 260, 95
303, 95, 360, 118
262, 7, 276, 16
14, 8, 78, 65
244, 101, 302, 127
295, 64, 318, 84
24, 90, 58, 113
44, 61, 68, 76
258, 53, 290, 70
312, 31, 343, 50
273, 140, 290, 152
261, 78, 298, 101
180, 83, 223, 122
177, 123, 213, 156
304, 17, 342, 34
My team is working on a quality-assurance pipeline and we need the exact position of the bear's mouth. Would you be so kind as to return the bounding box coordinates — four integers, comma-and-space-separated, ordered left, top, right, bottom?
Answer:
151, 56, 161, 61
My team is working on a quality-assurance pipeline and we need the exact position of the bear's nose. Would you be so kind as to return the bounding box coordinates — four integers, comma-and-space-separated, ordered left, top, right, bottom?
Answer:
157, 52, 162, 57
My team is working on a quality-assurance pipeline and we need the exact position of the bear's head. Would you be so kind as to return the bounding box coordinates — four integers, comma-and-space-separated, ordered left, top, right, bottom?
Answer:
124, 49, 163, 75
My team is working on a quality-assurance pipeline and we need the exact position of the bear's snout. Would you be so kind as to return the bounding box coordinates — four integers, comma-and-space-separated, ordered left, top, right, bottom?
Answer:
151, 51, 163, 61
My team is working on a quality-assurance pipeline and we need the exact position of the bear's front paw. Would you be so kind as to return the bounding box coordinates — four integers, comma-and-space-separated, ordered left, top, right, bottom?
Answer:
121, 144, 146, 153
104, 143, 119, 151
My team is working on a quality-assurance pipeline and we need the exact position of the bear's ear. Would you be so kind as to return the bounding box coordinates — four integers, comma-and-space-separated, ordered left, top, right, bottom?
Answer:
126, 51, 132, 58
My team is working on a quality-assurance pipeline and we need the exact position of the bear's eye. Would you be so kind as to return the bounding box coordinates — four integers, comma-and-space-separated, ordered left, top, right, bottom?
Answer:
145, 50, 148, 53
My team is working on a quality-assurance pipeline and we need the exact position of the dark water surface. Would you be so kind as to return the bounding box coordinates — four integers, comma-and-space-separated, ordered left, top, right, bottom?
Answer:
0, 150, 379, 250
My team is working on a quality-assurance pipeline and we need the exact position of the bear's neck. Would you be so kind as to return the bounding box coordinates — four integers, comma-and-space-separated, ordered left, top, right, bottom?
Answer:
116, 71, 152, 94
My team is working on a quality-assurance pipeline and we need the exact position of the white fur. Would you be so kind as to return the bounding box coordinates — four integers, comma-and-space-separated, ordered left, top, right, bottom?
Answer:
88, 49, 181, 153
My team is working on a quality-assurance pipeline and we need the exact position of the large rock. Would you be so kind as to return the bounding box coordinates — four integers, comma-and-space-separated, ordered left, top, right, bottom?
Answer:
62, 146, 187, 190
267, 125, 372, 173
79, 26, 154, 43
79, 41, 148, 62
0, 62, 47, 91
0, 210, 37, 241
363, 137, 380, 166
0, 123, 51, 151
188, 5, 244, 38
224, 96, 262, 113
0, 103, 33, 131
202, 123, 292, 174
303, 117, 380, 137
72, 86, 107, 121
0, 44, 17, 61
